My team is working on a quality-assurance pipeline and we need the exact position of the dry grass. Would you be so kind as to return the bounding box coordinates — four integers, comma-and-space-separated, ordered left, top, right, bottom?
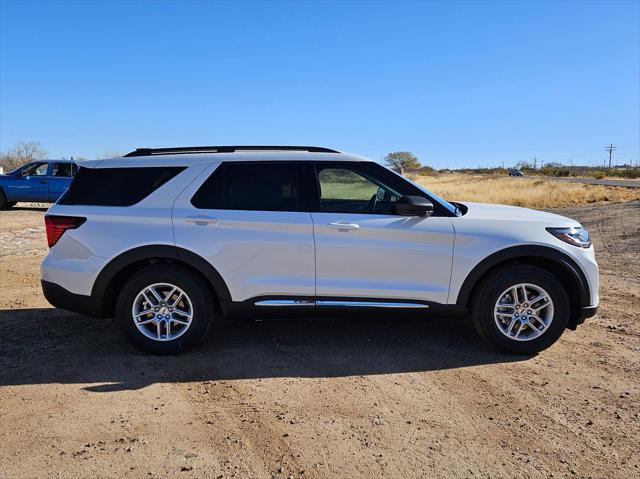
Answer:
413, 174, 640, 209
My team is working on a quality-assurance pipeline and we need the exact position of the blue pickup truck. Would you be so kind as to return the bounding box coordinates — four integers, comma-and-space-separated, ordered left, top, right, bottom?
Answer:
0, 159, 77, 208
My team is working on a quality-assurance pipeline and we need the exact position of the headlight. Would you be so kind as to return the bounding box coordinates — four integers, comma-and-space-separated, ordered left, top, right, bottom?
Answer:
546, 226, 591, 248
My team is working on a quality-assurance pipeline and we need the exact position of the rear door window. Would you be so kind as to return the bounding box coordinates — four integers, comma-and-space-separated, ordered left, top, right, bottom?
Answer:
58, 166, 186, 206
51, 163, 74, 177
191, 162, 299, 212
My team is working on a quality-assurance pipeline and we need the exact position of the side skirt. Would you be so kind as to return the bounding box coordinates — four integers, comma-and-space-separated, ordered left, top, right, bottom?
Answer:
221, 296, 468, 321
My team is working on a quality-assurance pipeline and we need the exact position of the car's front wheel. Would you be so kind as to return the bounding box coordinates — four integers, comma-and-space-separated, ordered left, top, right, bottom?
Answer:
471, 265, 570, 354
116, 264, 214, 354
0, 191, 15, 209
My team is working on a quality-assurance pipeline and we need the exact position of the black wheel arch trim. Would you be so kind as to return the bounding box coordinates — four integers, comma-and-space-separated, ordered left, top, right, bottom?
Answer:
91, 244, 232, 305
455, 245, 591, 307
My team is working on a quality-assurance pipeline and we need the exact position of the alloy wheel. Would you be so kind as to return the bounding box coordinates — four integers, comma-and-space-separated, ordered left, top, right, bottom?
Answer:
494, 283, 554, 341
131, 283, 193, 341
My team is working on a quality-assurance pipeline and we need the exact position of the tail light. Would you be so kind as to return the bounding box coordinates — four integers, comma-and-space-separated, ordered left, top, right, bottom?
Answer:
45, 215, 86, 247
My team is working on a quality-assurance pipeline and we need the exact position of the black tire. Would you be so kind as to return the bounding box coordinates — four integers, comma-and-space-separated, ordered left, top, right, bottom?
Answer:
0, 190, 9, 209
471, 265, 570, 354
115, 264, 215, 354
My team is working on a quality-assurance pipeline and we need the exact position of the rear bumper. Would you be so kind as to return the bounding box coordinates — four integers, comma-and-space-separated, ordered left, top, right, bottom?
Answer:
41, 280, 106, 317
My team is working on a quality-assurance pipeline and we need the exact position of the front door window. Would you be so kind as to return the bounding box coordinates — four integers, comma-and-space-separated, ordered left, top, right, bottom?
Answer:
317, 166, 402, 214
20, 162, 49, 177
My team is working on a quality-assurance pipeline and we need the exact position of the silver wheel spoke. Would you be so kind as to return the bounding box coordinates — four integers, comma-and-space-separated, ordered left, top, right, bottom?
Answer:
506, 318, 518, 335
149, 287, 164, 304
173, 308, 192, 319
165, 286, 177, 302
530, 322, 543, 333
519, 285, 528, 304
142, 291, 156, 307
170, 292, 184, 308
135, 308, 154, 318
137, 318, 155, 326
509, 287, 518, 305
528, 294, 546, 305
530, 315, 546, 330
532, 297, 551, 312
172, 318, 189, 326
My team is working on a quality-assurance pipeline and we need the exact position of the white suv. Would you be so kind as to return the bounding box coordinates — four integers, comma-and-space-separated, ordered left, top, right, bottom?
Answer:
41, 146, 599, 354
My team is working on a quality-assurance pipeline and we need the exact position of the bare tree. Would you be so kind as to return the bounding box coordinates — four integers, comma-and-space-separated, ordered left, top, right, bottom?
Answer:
383, 151, 421, 175
0, 141, 48, 171
515, 160, 533, 170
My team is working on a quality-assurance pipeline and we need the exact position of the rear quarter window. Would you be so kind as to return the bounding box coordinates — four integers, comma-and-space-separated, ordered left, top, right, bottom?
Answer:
58, 166, 186, 206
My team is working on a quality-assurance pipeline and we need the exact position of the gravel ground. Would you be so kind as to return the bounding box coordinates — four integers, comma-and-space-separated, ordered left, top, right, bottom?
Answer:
0, 201, 638, 479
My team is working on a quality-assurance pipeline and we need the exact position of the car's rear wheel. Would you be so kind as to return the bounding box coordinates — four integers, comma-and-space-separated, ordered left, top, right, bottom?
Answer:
116, 264, 214, 354
0, 191, 14, 209
471, 265, 570, 354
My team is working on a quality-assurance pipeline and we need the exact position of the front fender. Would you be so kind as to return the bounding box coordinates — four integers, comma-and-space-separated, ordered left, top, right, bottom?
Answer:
455, 245, 591, 307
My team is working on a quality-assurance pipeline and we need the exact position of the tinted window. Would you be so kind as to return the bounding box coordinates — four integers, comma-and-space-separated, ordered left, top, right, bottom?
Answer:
317, 165, 402, 214
51, 163, 74, 177
20, 162, 49, 177
191, 162, 298, 211
59, 166, 185, 206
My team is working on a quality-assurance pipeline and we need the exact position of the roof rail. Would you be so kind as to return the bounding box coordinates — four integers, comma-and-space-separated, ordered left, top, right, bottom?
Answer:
123, 145, 340, 157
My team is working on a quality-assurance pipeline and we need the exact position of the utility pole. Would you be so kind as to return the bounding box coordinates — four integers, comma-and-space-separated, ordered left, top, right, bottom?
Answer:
533, 157, 537, 170
605, 144, 616, 169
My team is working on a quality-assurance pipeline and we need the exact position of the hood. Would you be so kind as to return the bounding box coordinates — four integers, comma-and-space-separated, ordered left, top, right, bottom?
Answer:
458, 201, 581, 227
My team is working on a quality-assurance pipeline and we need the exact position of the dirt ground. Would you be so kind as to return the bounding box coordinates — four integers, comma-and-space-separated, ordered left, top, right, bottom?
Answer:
1, 201, 638, 479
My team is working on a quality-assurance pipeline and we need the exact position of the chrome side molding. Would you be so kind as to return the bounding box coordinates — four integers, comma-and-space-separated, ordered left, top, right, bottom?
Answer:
316, 300, 429, 309
254, 299, 429, 309
254, 300, 315, 307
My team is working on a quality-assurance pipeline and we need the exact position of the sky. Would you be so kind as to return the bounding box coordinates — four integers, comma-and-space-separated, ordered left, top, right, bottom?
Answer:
0, 0, 638, 169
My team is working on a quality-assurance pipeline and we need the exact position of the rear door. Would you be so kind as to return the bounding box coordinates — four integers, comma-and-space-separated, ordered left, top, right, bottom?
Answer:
310, 162, 455, 304
47, 162, 76, 201
172, 161, 315, 303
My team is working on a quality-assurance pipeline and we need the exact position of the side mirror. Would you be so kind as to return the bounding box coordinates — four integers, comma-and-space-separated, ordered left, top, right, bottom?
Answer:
394, 196, 434, 217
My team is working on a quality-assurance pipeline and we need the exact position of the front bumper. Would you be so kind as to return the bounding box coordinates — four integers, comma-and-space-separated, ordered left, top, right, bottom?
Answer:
41, 280, 107, 317
577, 305, 598, 323
567, 305, 598, 330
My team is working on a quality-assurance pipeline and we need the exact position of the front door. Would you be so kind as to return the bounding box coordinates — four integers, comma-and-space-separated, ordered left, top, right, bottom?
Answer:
10, 162, 50, 202
310, 162, 455, 304
173, 161, 315, 303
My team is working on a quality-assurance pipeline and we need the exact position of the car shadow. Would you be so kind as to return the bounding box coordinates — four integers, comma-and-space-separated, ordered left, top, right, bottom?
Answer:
6, 204, 49, 212
0, 308, 529, 392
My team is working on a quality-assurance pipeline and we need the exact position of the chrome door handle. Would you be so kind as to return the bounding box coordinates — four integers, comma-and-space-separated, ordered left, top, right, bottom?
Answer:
327, 222, 360, 230
186, 215, 218, 225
